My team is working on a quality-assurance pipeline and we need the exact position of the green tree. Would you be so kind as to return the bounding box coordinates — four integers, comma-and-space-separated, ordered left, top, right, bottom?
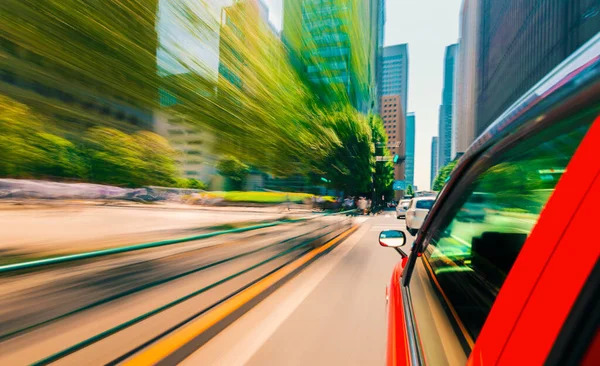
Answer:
174, 178, 207, 190
83, 127, 146, 187
406, 184, 414, 196
0, 95, 86, 179
132, 131, 178, 186
217, 156, 250, 191
370, 115, 394, 200
33, 132, 87, 179
307, 107, 374, 195
433, 160, 458, 191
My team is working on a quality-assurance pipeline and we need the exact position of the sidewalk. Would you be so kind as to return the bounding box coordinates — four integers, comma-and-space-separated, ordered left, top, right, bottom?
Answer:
0, 201, 315, 259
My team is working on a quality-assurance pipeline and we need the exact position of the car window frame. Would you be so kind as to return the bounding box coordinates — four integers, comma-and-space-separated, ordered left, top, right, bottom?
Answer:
395, 37, 600, 365
402, 54, 600, 288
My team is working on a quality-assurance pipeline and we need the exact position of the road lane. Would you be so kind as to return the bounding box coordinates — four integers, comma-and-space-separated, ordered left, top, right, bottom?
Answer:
0, 214, 352, 365
185, 211, 414, 366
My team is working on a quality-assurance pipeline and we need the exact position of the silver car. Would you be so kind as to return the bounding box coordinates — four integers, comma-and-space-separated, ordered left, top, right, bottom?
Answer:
396, 199, 411, 219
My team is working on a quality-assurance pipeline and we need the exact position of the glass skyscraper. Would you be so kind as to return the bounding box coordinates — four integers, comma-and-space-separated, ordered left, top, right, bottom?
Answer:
380, 44, 408, 115
283, 0, 379, 113
438, 43, 457, 169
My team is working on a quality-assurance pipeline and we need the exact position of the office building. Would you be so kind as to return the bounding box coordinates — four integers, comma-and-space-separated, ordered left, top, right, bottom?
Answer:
453, 0, 479, 156
476, 0, 600, 136
375, 0, 386, 112
381, 95, 405, 199
438, 43, 457, 169
283, 0, 379, 113
155, 0, 223, 185
380, 44, 409, 118
405, 112, 415, 189
1, 1, 158, 133
431, 136, 439, 189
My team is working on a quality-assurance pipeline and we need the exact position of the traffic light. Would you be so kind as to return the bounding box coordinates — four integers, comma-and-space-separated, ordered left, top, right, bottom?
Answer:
393, 154, 399, 164
320, 177, 331, 183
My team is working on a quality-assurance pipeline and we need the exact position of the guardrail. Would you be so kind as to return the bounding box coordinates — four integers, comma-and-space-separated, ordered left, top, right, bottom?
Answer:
0, 209, 357, 274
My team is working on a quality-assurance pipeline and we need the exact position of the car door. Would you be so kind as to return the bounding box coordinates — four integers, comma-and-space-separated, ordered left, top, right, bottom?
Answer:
400, 107, 599, 365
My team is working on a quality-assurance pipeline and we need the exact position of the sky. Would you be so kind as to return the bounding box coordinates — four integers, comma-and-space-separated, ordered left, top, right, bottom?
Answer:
262, 0, 463, 190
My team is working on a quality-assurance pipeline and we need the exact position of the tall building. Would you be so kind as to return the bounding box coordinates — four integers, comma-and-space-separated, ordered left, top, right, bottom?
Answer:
380, 44, 409, 118
381, 95, 405, 199
476, 0, 600, 136
155, 0, 223, 185
452, 0, 479, 156
405, 112, 415, 189
431, 136, 439, 189
375, 0, 386, 113
1, 0, 158, 132
282, 0, 378, 113
379, 43, 409, 196
438, 43, 457, 169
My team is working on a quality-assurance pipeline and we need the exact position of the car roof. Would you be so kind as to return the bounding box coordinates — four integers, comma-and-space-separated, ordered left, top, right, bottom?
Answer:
412, 196, 435, 201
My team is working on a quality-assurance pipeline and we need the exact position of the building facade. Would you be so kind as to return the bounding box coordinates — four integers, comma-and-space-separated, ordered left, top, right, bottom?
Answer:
452, 0, 479, 156
154, 0, 224, 186
476, 0, 600, 136
1, 0, 158, 133
380, 44, 409, 118
381, 94, 405, 199
405, 112, 415, 189
438, 43, 457, 169
283, 0, 378, 113
431, 136, 439, 189
375, 0, 386, 113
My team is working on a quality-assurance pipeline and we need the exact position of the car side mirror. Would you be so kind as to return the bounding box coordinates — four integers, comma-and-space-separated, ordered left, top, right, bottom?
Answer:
379, 230, 408, 258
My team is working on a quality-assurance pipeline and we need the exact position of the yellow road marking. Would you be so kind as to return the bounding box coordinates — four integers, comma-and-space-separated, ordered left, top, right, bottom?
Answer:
123, 225, 359, 366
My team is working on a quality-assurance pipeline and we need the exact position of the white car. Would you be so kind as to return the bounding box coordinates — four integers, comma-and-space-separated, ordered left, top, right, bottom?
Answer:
405, 197, 435, 235
396, 199, 411, 219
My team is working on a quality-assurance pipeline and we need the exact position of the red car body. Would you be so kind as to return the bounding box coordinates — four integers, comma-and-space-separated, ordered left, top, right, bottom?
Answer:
385, 39, 600, 366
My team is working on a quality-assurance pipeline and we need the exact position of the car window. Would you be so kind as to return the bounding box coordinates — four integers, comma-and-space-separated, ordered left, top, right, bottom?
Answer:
416, 199, 434, 210
417, 111, 596, 355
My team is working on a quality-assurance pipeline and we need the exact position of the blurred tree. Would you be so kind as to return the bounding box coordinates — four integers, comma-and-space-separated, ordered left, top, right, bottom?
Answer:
84, 127, 179, 187
132, 131, 178, 186
433, 160, 458, 191
175, 177, 208, 190
0, 95, 87, 179
186, 178, 207, 190
307, 107, 373, 195
84, 127, 146, 187
406, 184, 414, 197
370, 114, 394, 200
217, 156, 250, 191
33, 132, 88, 179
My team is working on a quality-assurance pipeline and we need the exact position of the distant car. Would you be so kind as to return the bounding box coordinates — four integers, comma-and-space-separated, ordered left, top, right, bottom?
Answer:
396, 199, 411, 219
405, 197, 435, 235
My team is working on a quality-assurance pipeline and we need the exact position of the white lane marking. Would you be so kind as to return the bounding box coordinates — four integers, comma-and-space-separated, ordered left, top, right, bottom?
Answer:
181, 224, 371, 366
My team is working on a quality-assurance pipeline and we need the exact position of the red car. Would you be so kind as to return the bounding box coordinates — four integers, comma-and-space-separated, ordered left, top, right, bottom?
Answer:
379, 40, 600, 365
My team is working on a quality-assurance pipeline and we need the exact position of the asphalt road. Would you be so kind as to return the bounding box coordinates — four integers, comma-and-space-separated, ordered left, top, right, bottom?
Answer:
0, 210, 412, 365
0, 214, 352, 365
184, 210, 415, 366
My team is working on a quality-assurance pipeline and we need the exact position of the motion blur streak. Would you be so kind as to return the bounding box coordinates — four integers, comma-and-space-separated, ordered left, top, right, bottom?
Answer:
0, 0, 393, 194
